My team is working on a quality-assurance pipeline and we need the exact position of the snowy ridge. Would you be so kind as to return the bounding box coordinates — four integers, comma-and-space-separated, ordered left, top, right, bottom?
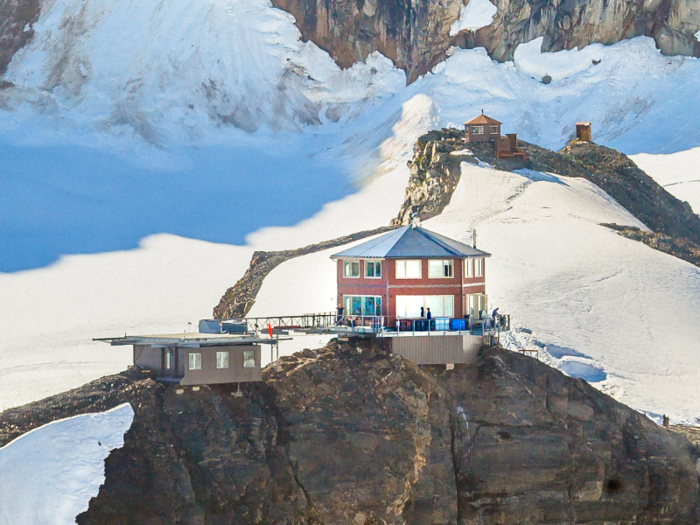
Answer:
250, 163, 700, 425
0, 403, 134, 525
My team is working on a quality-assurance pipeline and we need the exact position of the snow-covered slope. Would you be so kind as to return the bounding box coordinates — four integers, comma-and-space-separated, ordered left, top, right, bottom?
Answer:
252, 163, 700, 425
631, 148, 700, 213
0, 403, 133, 525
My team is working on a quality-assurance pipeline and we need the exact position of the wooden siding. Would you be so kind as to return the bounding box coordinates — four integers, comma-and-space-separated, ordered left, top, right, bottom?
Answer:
133, 345, 162, 373
181, 345, 262, 385
388, 335, 482, 365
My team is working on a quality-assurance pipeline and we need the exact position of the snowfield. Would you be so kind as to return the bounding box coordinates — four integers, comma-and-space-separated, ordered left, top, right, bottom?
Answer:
251, 163, 700, 425
631, 148, 700, 213
0, 403, 134, 525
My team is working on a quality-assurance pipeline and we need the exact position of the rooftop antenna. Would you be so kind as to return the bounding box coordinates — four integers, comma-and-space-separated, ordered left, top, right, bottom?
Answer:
410, 213, 421, 229
472, 229, 477, 248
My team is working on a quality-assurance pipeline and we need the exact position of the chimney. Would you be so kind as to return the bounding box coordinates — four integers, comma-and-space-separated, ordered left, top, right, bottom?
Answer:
410, 213, 421, 229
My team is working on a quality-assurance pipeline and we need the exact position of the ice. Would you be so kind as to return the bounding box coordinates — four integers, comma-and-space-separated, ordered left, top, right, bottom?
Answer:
0, 403, 134, 525
449, 0, 497, 35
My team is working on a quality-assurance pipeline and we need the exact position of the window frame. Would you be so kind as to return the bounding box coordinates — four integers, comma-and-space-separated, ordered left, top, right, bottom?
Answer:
465, 259, 474, 278
395, 259, 422, 279
343, 260, 360, 278
475, 258, 484, 277
364, 260, 382, 279
216, 351, 229, 369
489, 125, 499, 134
472, 126, 484, 134
396, 295, 455, 318
188, 352, 202, 371
243, 350, 256, 368
344, 295, 383, 316
428, 259, 454, 279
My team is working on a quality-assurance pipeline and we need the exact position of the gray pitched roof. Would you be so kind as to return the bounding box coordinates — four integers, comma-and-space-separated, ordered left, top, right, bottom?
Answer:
330, 225, 491, 259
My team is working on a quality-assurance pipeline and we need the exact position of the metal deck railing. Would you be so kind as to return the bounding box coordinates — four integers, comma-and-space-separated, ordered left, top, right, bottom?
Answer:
223, 313, 510, 337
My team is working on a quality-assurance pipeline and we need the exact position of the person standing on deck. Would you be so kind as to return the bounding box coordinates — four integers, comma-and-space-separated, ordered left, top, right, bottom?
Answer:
336, 303, 345, 325
420, 306, 425, 318
491, 307, 499, 327
426, 308, 432, 320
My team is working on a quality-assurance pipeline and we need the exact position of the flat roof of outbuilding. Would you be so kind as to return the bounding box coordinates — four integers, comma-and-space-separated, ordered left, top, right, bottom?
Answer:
95, 333, 290, 346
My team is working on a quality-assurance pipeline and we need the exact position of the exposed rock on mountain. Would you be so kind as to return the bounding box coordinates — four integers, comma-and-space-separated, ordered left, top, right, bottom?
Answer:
213, 226, 393, 319
393, 127, 700, 268
1, 342, 698, 524
602, 223, 700, 267
471, 0, 700, 62
270, 0, 465, 84
0, 0, 40, 77
271, 0, 700, 82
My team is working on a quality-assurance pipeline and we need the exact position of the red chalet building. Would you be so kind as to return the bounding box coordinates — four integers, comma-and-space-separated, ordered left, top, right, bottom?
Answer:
331, 224, 490, 327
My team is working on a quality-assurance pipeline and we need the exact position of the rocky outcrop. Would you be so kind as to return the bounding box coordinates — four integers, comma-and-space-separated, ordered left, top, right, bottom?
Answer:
271, 0, 700, 82
0, 0, 40, 77
270, 0, 465, 84
392, 128, 478, 226
560, 140, 700, 245
470, 0, 700, 62
393, 128, 700, 267
601, 223, 700, 267
2, 342, 698, 524
213, 226, 394, 319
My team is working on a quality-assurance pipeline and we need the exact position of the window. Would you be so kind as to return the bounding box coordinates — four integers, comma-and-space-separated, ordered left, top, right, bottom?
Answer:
489, 126, 499, 134
343, 260, 360, 278
465, 259, 474, 278
188, 352, 201, 370
365, 260, 381, 278
396, 295, 455, 318
428, 259, 453, 278
466, 294, 488, 318
243, 350, 256, 368
165, 349, 172, 369
344, 295, 382, 316
395, 260, 421, 279
216, 351, 229, 369
472, 126, 484, 134
475, 258, 484, 277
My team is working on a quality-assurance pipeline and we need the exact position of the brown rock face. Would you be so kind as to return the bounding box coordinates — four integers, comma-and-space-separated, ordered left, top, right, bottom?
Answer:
271, 0, 700, 83
0, 0, 41, 77
473, 0, 700, 62
1, 342, 698, 524
270, 0, 464, 84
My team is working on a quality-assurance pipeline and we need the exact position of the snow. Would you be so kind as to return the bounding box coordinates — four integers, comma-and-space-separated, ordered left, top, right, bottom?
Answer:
251, 163, 700, 425
513, 37, 605, 83
449, 0, 497, 35
630, 148, 700, 213
695, 30, 700, 42
0, 403, 134, 525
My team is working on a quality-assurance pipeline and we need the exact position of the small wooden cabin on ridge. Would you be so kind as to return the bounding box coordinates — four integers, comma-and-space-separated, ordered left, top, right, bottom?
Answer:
331, 224, 491, 327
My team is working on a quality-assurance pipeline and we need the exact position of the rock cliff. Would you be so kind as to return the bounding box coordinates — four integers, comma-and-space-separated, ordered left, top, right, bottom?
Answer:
2, 342, 698, 524
270, 0, 700, 82
3, 0, 700, 87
